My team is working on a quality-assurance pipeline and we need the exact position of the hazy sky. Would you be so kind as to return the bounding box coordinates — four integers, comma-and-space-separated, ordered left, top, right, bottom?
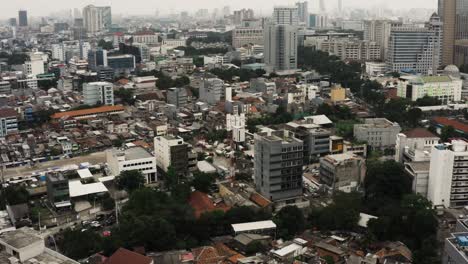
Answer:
1, 0, 437, 18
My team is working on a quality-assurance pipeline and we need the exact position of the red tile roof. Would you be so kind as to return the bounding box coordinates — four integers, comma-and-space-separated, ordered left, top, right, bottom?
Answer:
189, 191, 230, 218
104, 248, 152, 264
249, 193, 271, 208
433, 117, 468, 134
403, 128, 438, 138
51, 105, 125, 119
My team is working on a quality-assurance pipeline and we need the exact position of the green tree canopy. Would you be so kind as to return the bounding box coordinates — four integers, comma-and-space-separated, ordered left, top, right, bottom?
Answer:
116, 170, 145, 193
274, 206, 305, 239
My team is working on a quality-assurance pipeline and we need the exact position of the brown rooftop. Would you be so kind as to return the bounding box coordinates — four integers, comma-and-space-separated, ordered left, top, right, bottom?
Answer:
403, 128, 438, 138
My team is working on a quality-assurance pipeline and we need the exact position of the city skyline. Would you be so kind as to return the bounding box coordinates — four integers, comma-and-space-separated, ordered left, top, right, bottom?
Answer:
1, 0, 437, 19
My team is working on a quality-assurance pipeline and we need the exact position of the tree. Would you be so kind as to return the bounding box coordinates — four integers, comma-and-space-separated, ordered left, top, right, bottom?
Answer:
309, 192, 361, 231
2, 185, 29, 205
98, 39, 114, 50
364, 160, 412, 213
415, 96, 442, 106
114, 88, 135, 105
101, 194, 115, 211
274, 206, 305, 239
59, 229, 102, 260
192, 172, 216, 193
406, 108, 422, 127
441, 125, 456, 142
116, 170, 145, 193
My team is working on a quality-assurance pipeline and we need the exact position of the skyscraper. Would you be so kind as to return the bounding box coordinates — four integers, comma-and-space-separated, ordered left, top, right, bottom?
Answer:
254, 130, 304, 202
273, 6, 299, 25
18, 10, 28, 27
387, 14, 442, 75
440, 0, 468, 66
364, 20, 393, 60
295, 2, 309, 26
338, 0, 343, 14
265, 7, 299, 73
319, 0, 326, 13
264, 23, 298, 72
83, 5, 112, 33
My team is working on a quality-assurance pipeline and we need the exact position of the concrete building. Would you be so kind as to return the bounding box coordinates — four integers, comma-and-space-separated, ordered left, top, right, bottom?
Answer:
254, 130, 303, 202
354, 118, 401, 149
295, 2, 309, 26
444, 232, 468, 264
286, 123, 331, 163
106, 147, 157, 183
365, 62, 387, 76
387, 14, 442, 75
264, 6, 299, 73
82, 82, 114, 106
199, 78, 224, 105
0, 227, 79, 263
154, 135, 189, 177
83, 5, 111, 33
397, 75, 463, 104
273, 6, 299, 25
320, 153, 365, 193
25, 53, 45, 76
0, 108, 18, 137
428, 140, 468, 208
46, 172, 70, 208
167, 87, 188, 108
233, 9, 255, 25
318, 39, 381, 62
395, 128, 440, 197
0, 81, 11, 95
264, 23, 298, 72
363, 20, 393, 60
52, 41, 91, 62
232, 28, 264, 48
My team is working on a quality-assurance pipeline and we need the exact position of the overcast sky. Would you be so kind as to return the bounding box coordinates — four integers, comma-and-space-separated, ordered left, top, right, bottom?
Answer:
1, 0, 437, 18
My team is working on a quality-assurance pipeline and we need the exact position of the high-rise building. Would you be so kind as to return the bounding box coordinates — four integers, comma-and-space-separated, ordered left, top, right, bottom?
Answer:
338, 0, 343, 13
295, 2, 309, 26
88, 48, 108, 71
18, 10, 28, 27
439, 0, 468, 66
9, 18, 17, 27
82, 5, 111, 33
25, 53, 45, 76
319, 0, 326, 13
364, 20, 393, 60
233, 9, 255, 25
199, 78, 224, 105
428, 140, 468, 208
154, 135, 189, 177
273, 6, 299, 25
167, 87, 188, 108
254, 129, 304, 202
82, 82, 114, 106
387, 14, 443, 75
265, 6, 300, 73
264, 23, 298, 72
